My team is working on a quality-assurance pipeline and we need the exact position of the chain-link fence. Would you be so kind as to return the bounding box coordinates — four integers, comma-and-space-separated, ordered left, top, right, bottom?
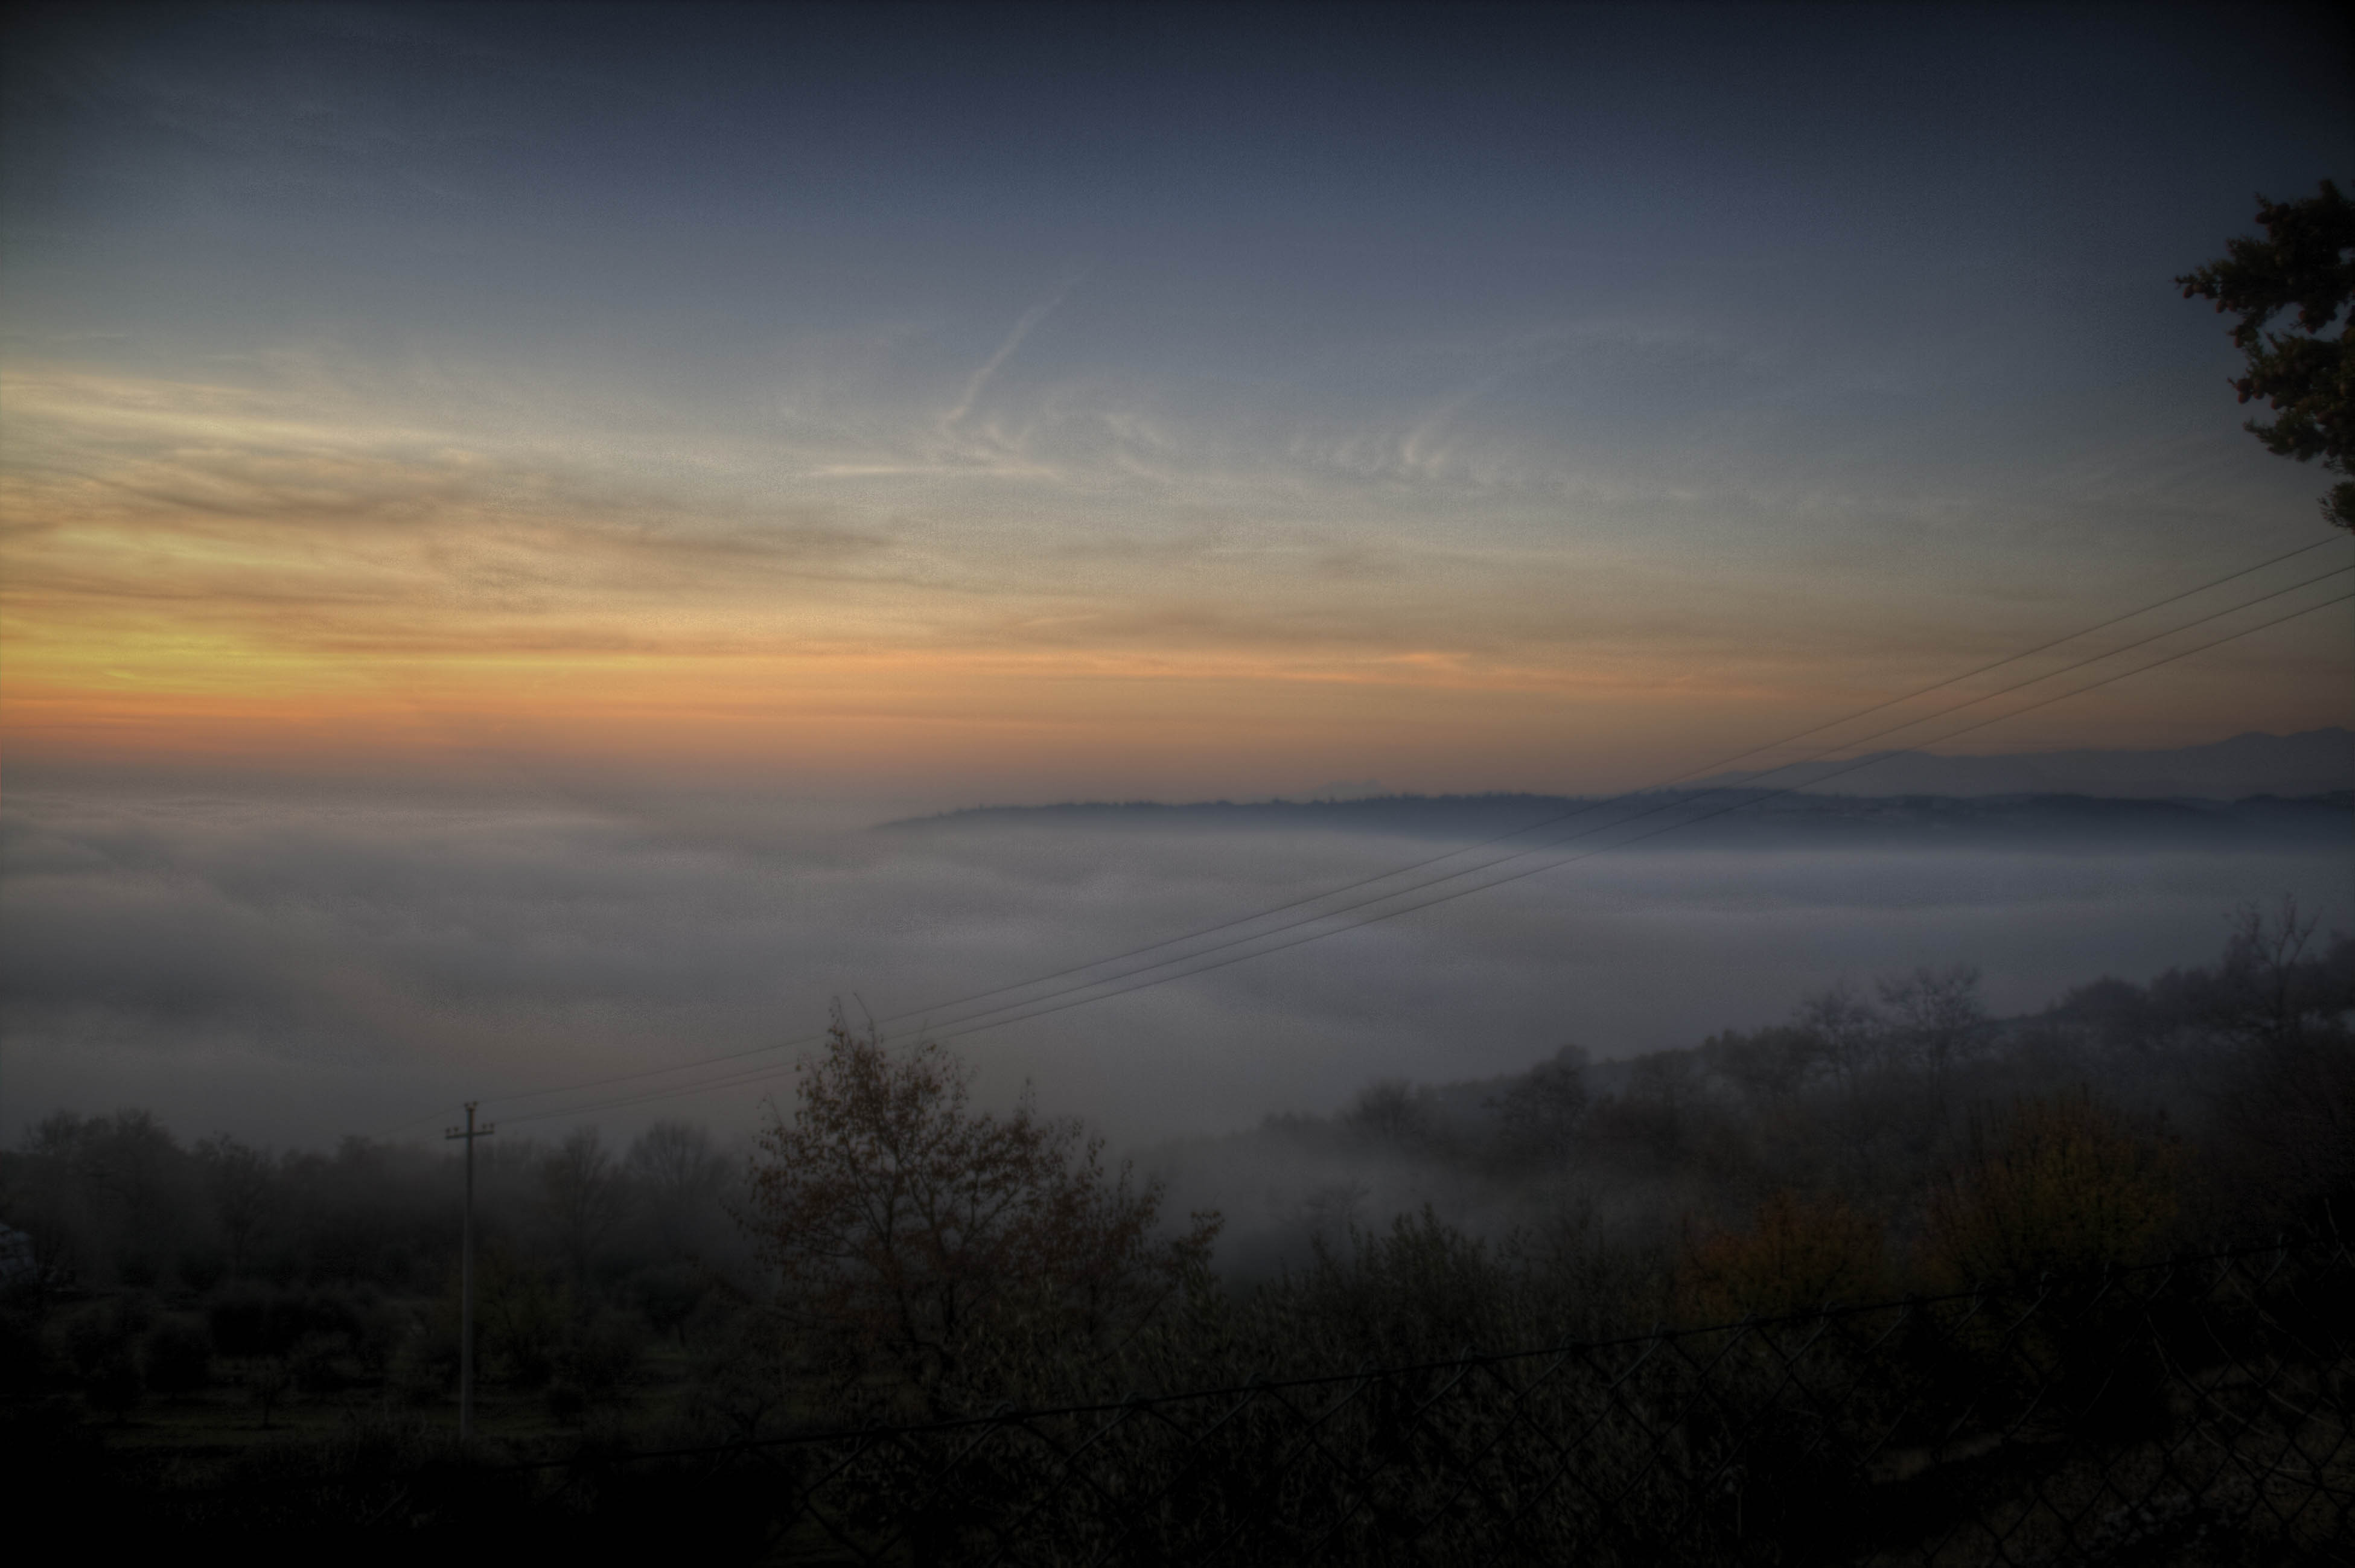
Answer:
460, 1238, 2346, 1565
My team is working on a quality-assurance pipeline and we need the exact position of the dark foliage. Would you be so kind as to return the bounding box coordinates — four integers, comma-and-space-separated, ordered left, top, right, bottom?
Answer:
1, 902, 2348, 1554
2179, 180, 2355, 529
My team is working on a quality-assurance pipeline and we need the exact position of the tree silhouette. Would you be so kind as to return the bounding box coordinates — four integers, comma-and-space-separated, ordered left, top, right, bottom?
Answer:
745, 1016, 1219, 1413
2178, 180, 2355, 529
1879, 964, 1989, 1106
1492, 1044, 1590, 1162
194, 1135, 273, 1278
537, 1127, 622, 1285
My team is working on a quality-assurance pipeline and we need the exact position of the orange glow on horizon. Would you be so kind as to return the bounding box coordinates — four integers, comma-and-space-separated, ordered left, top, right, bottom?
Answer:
6, 367, 2348, 799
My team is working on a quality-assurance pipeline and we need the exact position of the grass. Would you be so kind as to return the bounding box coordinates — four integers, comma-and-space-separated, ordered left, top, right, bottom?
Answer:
69, 1339, 705, 1466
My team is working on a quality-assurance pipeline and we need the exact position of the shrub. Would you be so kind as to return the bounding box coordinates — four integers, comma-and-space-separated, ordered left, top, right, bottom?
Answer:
139, 1315, 214, 1395
559, 1311, 645, 1404
1924, 1089, 2178, 1287
384, 1314, 454, 1408
56, 1299, 145, 1380
469, 1250, 569, 1389
86, 1351, 144, 1422
176, 1249, 226, 1294
288, 1331, 351, 1394
628, 1263, 709, 1345
345, 1290, 403, 1377
1678, 1191, 1885, 1323
544, 1379, 588, 1424
208, 1285, 292, 1357
0, 1307, 49, 1399
1258, 1208, 1525, 1366
245, 1355, 292, 1428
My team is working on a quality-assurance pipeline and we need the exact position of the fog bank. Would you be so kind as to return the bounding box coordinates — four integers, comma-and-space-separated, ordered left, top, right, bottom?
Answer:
2, 777, 2345, 1149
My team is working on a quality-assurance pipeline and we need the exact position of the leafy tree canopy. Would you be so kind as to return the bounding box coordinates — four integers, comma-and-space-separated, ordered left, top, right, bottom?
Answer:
2178, 180, 2355, 530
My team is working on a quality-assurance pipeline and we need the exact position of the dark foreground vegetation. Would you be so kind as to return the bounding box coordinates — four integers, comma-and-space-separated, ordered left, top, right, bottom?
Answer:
2, 901, 2350, 1560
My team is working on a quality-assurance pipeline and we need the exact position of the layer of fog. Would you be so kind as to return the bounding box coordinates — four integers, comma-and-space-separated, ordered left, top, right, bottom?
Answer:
2, 777, 2346, 1153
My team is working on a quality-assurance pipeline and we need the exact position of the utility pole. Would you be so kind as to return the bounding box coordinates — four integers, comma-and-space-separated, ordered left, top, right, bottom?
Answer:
444, 1101, 495, 1441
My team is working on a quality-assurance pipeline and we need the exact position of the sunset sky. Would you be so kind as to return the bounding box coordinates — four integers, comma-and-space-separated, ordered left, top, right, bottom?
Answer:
4, 3, 2350, 809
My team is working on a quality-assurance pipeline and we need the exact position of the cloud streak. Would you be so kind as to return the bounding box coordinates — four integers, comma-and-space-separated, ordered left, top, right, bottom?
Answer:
7, 346, 2347, 800
941, 272, 1088, 431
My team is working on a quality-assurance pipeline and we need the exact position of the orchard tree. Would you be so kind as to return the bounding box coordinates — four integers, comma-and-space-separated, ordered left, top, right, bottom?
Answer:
2178, 180, 2355, 529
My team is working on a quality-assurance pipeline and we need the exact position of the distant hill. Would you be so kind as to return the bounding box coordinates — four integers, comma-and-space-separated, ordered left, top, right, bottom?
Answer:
884, 785, 2350, 850
1691, 727, 2353, 800
888, 730, 2353, 847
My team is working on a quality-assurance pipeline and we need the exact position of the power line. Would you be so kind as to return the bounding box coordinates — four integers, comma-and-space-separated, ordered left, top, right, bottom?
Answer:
923, 584, 2355, 1044
587, 584, 2353, 1100
850, 536, 2352, 1029
887, 561, 2352, 1042
489, 557, 2353, 1121
444, 538, 2348, 1129
497, 581, 2350, 1125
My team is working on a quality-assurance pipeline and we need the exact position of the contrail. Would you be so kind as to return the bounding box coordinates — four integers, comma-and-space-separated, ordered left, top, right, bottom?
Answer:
943, 270, 1088, 428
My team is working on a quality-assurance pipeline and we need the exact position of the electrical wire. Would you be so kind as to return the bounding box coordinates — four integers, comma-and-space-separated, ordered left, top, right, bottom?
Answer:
920, 585, 2355, 1046
434, 538, 2349, 1132
885, 561, 2353, 1042
492, 579, 2351, 1126
845, 535, 2353, 1026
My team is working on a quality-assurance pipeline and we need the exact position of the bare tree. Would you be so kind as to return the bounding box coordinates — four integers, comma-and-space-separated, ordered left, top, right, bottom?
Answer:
538, 1127, 622, 1286
745, 1016, 1219, 1413
2207, 897, 2352, 1048
24, 1111, 197, 1286
1345, 1078, 1430, 1147
1790, 983, 1884, 1095
1879, 965, 1989, 1100
625, 1120, 730, 1255
1622, 1050, 1706, 1164
1491, 1044, 1589, 1164
1701, 1026, 1818, 1106
2205, 899, 2355, 1228
626, 1120, 724, 1200
195, 1135, 273, 1278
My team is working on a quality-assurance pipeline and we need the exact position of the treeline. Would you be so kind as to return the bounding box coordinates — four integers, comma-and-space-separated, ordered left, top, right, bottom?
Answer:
1169, 902, 2355, 1303
6, 1114, 747, 1292
670, 900, 2352, 1471
0, 903, 2348, 1549
0, 1113, 753, 1427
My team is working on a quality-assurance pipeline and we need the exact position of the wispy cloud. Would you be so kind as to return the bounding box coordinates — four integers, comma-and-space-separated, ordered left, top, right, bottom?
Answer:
4, 317, 2342, 791
941, 270, 1090, 432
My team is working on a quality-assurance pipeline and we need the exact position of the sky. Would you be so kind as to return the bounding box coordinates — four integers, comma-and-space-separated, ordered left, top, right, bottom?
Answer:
1, 4, 2351, 1147
3, 2, 2350, 808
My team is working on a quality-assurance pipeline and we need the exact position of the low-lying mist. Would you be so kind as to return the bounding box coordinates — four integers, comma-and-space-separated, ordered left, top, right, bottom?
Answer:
1, 776, 2346, 1152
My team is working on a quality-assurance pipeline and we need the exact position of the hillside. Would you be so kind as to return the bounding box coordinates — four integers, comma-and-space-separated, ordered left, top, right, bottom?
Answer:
884, 785, 2351, 850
